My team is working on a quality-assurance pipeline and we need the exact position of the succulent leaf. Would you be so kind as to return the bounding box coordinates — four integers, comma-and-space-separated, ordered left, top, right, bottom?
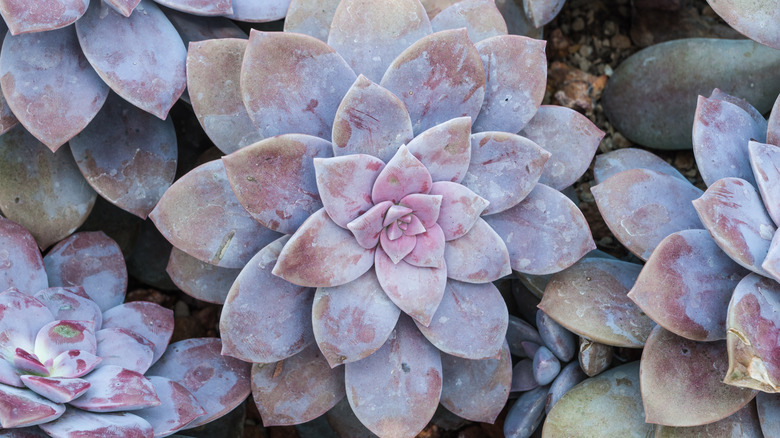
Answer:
34, 320, 97, 363
546, 361, 587, 413
371, 145, 433, 204
535, 310, 577, 363
504, 385, 549, 438
707, 0, 780, 50
48, 349, 101, 379
33, 287, 102, 329
166, 247, 241, 305
654, 400, 762, 437
102, 302, 174, 364
133, 375, 206, 438
511, 359, 537, 392
283, 0, 340, 41
0, 289, 53, 358
224, 0, 291, 22
593, 147, 688, 185
152, 0, 232, 15
443, 218, 510, 282
67, 365, 160, 412
0, 0, 87, 34
757, 392, 780, 436
429, 181, 488, 241
406, 117, 472, 184
430, 0, 507, 43
0, 217, 47, 295
405, 223, 446, 268
749, 141, 780, 227
523, 0, 565, 27
104, 0, 141, 16
95, 328, 155, 375
0, 383, 65, 428
20, 375, 90, 404
314, 154, 385, 229
39, 409, 154, 438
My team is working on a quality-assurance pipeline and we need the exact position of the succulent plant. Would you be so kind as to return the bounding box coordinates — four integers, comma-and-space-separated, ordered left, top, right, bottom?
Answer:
148, 0, 603, 435
0, 216, 250, 437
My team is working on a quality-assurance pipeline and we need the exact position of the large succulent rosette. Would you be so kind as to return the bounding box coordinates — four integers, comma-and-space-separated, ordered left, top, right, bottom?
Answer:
150, 0, 601, 435
0, 217, 250, 437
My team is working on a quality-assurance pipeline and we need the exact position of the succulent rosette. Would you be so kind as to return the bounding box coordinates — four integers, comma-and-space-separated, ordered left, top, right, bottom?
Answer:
0, 217, 250, 437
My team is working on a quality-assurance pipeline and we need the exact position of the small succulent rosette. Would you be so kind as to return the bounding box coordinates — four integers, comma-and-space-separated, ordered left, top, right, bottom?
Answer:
564, 89, 780, 434
0, 217, 250, 437
150, 0, 603, 435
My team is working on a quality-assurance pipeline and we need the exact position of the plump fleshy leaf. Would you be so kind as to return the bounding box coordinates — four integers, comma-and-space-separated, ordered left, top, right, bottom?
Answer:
654, 400, 762, 437
49, 349, 101, 379
372, 145, 433, 204
69, 365, 160, 412
146, 338, 252, 429
252, 343, 345, 426
34, 287, 102, 328
542, 362, 652, 437
0, 26, 108, 152
540, 258, 652, 348
224, 0, 291, 22
315, 154, 385, 229
223, 134, 332, 234
693, 177, 775, 275
0, 289, 53, 360
757, 392, 780, 436
0, 217, 47, 294
153, 0, 231, 15
134, 376, 205, 437
0, 126, 96, 249
532, 346, 560, 385
769, 94, 780, 146
324, 394, 380, 438
462, 132, 549, 214
0, 0, 87, 34
536, 310, 577, 363
102, 302, 173, 364
150, 160, 281, 269
273, 208, 375, 287
283, 0, 340, 41
749, 141, 780, 227
166, 247, 241, 305
0, 383, 65, 428
707, 0, 780, 50
332, 75, 413, 163
39, 409, 153, 438
628, 229, 748, 341
511, 359, 537, 392
220, 236, 314, 363
484, 183, 595, 274
593, 147, 688, 185
96, 328, 154, 375
34, 320, 96, 363
524, 0, 565, 27
440, 340, 511, 423
381, 29, 485, 135
506, 315, 544, 356
473, 35, 545, 133
13, 348, 47, 376
505, 385, 549, 438
443, 218, 511, 282
346, 201, 392, 249
546, 361, 587, 413
241, 30, 356, 140
313, 269, 400, 367
406, 117, 472, 184
725, 273, 780, 392
431, 0, 507, 43
520, 105, 604, 190
416, 280, 507, 359
641, 326, 757, 426
429, 181, 488, 241
345, 315, 442, 438
105, 0, 140, 16
43, 231, 127, 312
592, 168, 703, 260
20, 375, 90, 404
406, 223, 446, 268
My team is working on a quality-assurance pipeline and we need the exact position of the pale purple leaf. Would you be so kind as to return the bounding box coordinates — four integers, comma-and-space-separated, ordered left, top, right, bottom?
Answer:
13, 349, 47, 376
443, 218, 510, 282
473, 35, 546, 133
69, 365, 160, 412
33, 287, 102, 329
76, 0, 186, 119
166, 247, 241, 305
0, 126, 96, 249
328, 0, 431, 83
372, 145, 433, 204
346, 201, 392, 249
592, 168, 703, 260
506, 315, 543, 356
707, 0, 780, 50
220, 236, 314, 363
520, 105, 604, 190
324, 397, 379, 438
546, 361, 587, 413
153, 0, 231, 15
484, 183, 595, 274
283, 0, 340, 41
0, 26, 108, 152
431, 0, 507, 43
523, 0, 565, 27
536, 310, 577, 362
0, 22, 16, 136
503, 385, 548, 438
0, 383, 65, 428
406, 117, 472, 184
406, 223, 446, 268
315, 154, 385, 228
34, 321, 96, 363
150, 159, 281, 269
764, 231, 780, 282
0, 291, 51, 361
415, 280, 507, 359
105, 0, 140, 16
429, 181, 488, 241
43, 231, 127, 312
134, 376, 205, 438
511, 359, 537, 392
533, 345, 560, 385
628, 229, 748, 341
252, 343, 345, 426
241, 30, 356, 140
0, 0, 87, 34
593, 147, 687, 185
0, 217, 46, 295
758, 392, 780, 437
462, 131, 549, 214
313, 269, 401, 366
39, 409, 153, 438
641, 326, 757, 426
49, 349, 101, 378
96, 328, 155, 375
146, 338, 252, 429
693, 177, 775, 275
381, 29, 485, 135
20, 375, 89, 404
749, 141, 780, 227
654, 401, 762, 437
345, 315, 442, 438
224, 0, 290, 22
769, 93, 780, 146
102, 302, 173, 364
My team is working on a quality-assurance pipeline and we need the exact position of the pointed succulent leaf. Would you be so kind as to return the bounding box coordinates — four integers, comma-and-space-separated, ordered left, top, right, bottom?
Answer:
381, 29, 485, 135
430, 181, 488, 241
96, 328, 155, 375
44, 231, 127, 312
749, 141, 780, 227
102, 302, 173, 365
105, 0, 140, 16
764, 231, 780, 284
153, 0, 231, 15
347, 201, 393, 249
511, 359, 537, 392
462, 132, 550, 214
328, 0, 431, 83
592, 168, 703, 260
693, 95, 766, 187
521, 105, 604, 190
224, 0, 291, 22
273, 208, 375, 287
146, 338, 252, 429
223, 134, 332, 234
710, 88, 767, 126
725, 273, 780, 392
693, 177, 775, 275
33, 287, 102, 329
769, 94, 780, 146
524, 0, 565, 27
379, 230, 416, 263
0, 289, 54, 356
252, 343, 345, 426
313, 270, 400, 367
68, 365, 159, 412
641, 326, 757, 426
166, 247, 241, 305
405, 223, 446, 268
150, 160, 281, 268
35, 321, 96, 364
415, 280, 507, 359
707, 0, 780, 50
406, 117, 472, 183
187, 39, 261, 154
536, 310, 577, 363
473, 35, 546, 133
315, 154, 385, 229
0, 0, 87, 34
345, 315, 442, 438
283, 0, 340, 41
39, 409, 153, 438
0, 383, 65, 428
628, 229, 748, 341
49, 349, 101, 379
20, 375, 89, 404
654, 401, 762, 437
506, 315, 544, 356
593, 147, 688, 185
375, 248, 446, 326
241, 30, 356, 140
543, 362, 651, 437
220, 236, 314, 363
332, 75, 414, 162
0, 126, 96, 249
0, 26, 108, 152
757, 392, 780, 436
485, 183, 595, 274
0, 358, 22, 387
13, 349, 47, 376
440, 340, 511, 423
431, 0, 506, 43
372, 145, 433, 204
443, 218, 510, 282
0, 217, 47, 294
134, 376, 205, 438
